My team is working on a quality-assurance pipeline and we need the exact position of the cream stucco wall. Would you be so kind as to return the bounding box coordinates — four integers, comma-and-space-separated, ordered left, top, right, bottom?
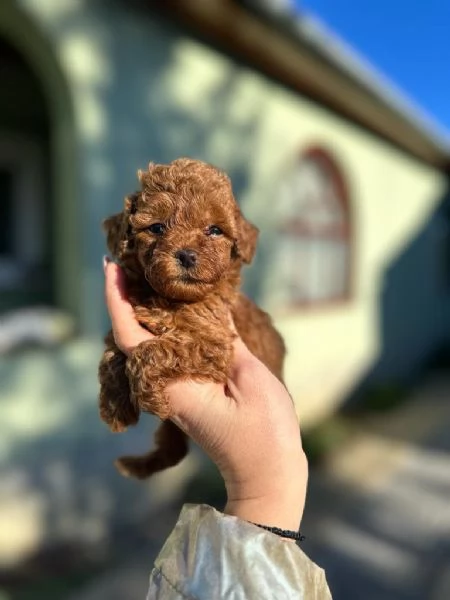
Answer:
153, 36, 447, 424
254, 98, 447, 423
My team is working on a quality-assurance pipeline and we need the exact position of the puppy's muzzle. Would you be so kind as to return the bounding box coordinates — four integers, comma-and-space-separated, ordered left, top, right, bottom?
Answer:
175, 248, 197, 269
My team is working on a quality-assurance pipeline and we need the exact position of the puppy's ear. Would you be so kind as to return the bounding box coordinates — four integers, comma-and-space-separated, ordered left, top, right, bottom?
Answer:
124, 192, 138, 215
102, 193, 138, 259
234, 209, 259, 264
103, 212, 126, 259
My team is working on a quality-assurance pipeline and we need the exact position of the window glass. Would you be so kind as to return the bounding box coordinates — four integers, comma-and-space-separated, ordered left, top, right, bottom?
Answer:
264, 148, 351, 310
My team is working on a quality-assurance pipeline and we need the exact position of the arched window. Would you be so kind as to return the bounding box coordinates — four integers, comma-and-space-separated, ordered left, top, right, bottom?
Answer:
267, 147, 351, 310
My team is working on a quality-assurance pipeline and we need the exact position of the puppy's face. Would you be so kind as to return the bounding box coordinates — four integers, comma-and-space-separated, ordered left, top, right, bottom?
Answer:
104, 159, 258, 301
131, 191, 239, 301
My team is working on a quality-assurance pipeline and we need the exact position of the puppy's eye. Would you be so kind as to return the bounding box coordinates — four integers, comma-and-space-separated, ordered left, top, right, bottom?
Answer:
147, 223, 166, 235
206, 225, 223, 237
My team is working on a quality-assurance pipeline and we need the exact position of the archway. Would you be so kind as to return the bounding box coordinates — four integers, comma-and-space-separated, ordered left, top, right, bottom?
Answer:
0, 38, 53, 312
0, 1, 79, 320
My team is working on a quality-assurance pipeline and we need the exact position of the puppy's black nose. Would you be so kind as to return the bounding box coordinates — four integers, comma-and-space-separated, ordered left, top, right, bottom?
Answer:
175, 248, 197, 269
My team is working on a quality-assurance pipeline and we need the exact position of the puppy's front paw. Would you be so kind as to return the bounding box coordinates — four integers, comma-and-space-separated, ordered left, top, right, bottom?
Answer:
108, 420, 127, 434
125, 340, 173, 417
99, 398, 140, 432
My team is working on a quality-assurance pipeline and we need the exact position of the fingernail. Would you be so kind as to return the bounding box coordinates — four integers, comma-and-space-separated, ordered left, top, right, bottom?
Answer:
103, 255, 111, 272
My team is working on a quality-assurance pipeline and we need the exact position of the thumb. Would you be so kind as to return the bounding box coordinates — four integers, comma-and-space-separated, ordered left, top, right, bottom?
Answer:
166, 379, 225, 424
104, 259, 153, 354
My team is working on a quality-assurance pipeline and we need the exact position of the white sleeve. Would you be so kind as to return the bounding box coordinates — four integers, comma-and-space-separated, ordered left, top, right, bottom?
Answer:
147, 504, 332, 600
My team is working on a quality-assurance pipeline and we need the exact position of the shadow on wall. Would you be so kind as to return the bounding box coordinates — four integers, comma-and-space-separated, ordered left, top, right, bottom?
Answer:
94, 0, 265, 199
1, 0, 273, 570
344, 181, 450, 409
68, 0, 275, 331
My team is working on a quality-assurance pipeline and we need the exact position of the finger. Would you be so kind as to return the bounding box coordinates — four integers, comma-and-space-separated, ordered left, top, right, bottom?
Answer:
104, 260, 135, 323
104, 260, 153, 353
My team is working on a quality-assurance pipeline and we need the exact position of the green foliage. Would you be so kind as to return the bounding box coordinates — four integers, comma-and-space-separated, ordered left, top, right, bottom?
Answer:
302, 417, 353, 465
182, 462, 227, 509
357, 383, 407, 413
4, 568, 104, 600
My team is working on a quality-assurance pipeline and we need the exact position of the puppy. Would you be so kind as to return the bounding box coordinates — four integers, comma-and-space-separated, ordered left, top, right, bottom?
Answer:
98, 158, 285, 479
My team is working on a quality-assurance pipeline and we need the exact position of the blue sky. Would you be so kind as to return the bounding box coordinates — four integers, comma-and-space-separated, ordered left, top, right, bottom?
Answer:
298, 1, 450, 138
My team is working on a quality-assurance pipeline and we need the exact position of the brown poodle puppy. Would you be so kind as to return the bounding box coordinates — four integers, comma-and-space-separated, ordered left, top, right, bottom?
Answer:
98, 158, 285, 479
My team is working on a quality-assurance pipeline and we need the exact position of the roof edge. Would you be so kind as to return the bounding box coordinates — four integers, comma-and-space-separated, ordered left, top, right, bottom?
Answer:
151, 0, 450, 171
252, 3, 450, 152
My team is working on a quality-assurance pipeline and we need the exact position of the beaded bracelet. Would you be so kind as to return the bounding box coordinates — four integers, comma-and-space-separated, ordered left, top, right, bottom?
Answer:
252, 522, 306, 542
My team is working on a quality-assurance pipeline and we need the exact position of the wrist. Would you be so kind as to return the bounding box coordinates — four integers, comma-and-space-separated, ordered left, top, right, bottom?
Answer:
224, 453, 307, 532
224, 496, 303, 533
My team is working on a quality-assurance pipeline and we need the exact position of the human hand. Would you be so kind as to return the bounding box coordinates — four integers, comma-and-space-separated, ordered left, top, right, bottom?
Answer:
104, 258, 308, 532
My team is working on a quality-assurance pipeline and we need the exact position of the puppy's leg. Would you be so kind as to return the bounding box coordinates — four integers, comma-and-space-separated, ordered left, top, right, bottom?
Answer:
115, 420, 188, 479
125, 336, 231, 417
119, 337, 230, 479
125, 340, 171, 419
99, 332, 140, 432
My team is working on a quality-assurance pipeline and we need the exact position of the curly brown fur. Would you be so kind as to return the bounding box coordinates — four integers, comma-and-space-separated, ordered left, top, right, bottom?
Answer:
98, 158, 285, 479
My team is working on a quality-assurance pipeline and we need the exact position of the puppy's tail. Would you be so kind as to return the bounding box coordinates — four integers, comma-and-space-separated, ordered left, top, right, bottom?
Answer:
115, 420, 188, 480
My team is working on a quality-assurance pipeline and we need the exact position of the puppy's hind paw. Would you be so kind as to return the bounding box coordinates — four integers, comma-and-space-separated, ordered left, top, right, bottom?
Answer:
114, 455, 152, 480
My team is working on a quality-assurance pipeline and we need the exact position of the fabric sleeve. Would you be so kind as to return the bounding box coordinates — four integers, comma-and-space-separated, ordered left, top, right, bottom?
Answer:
147, 504, 332, 600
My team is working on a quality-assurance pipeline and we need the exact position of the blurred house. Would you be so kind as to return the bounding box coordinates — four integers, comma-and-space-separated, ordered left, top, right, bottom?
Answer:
1, 0, 450, 573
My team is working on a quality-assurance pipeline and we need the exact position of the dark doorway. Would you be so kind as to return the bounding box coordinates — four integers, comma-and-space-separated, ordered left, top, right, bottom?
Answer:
0, 37, 53, 313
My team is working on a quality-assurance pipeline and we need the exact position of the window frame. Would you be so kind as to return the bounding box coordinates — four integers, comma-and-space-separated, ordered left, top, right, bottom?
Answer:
277, 146, 353, 312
